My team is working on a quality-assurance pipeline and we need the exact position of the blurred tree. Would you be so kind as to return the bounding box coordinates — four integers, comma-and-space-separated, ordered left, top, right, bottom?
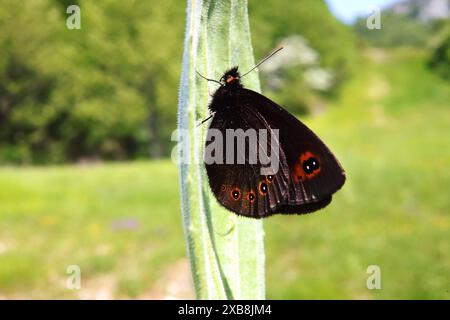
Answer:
0, 0, 357, 163
53, 0, 185, 160
249, 0, 357, 114
0, 0, 184, 163
353, 11, 431, 47
0, 0, 62, 163
428, 19, 450, 80
429, 34, 450, 79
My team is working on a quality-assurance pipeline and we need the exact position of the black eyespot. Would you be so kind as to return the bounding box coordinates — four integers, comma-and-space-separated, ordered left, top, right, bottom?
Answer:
266, 175, 274, 182
302, 157, 320, 175
259, 182, 268, 195
231, 189, 240, 200
248, 192, 256, 203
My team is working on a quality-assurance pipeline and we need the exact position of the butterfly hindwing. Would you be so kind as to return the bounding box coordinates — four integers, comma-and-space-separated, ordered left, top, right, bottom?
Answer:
238, 88, 346, 207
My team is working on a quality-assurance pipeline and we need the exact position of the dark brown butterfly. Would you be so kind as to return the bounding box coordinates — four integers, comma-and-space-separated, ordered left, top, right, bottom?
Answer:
201, 50, 345, 218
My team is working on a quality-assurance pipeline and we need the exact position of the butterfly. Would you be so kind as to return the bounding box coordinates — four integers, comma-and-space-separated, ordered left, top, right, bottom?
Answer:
200, 48, 345, 218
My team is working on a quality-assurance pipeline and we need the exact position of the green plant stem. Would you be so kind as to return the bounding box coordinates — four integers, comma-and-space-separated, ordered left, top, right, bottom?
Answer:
177, 0, 265, 300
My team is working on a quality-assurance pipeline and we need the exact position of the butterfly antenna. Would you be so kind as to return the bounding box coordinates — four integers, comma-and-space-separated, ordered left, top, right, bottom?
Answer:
196, 112, 215, 127
240, 46, 284, 79
196, 71, 223, 86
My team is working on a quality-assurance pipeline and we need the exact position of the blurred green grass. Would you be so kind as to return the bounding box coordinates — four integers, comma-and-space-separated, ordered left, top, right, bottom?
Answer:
0, 161, 185, 298
265, 48, 449, 299
0, 49, 449, 299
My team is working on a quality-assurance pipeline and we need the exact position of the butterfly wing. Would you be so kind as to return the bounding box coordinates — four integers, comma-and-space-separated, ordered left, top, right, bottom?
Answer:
205, 105, 291, 218
204, 87, 345, 218
277, 196, 332, 214
238, 88, 346, 207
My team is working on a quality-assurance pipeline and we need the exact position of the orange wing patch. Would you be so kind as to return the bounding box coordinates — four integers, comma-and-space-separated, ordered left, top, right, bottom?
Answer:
230, 188, 241, 201
293, 151, 321, 182
246, 191, 256, 204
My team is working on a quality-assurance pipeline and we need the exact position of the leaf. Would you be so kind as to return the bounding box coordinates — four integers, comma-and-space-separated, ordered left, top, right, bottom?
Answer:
177, 0, 265, 299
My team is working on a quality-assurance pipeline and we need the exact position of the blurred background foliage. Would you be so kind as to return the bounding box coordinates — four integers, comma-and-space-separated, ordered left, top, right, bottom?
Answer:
3, 0, 447, 164
0, 0, 357, 164
0, 0, 449, 299
0, 0, 185, 163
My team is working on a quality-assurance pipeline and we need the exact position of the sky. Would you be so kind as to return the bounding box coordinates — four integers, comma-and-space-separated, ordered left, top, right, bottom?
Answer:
324, 0, 401, 23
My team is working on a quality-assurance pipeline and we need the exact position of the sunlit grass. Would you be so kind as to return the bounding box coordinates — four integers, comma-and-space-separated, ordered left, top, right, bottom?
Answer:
0, 161, 184, 298
264, 48, 450, 299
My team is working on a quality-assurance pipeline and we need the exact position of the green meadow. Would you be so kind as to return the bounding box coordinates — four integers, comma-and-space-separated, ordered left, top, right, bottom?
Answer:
0, 49, 448, 299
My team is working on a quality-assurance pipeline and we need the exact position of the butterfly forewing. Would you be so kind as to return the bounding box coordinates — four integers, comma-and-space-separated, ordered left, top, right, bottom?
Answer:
205, 108, 290, 217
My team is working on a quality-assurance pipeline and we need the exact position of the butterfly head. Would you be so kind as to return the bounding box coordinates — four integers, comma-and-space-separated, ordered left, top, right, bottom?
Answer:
220, 67, 242, 88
